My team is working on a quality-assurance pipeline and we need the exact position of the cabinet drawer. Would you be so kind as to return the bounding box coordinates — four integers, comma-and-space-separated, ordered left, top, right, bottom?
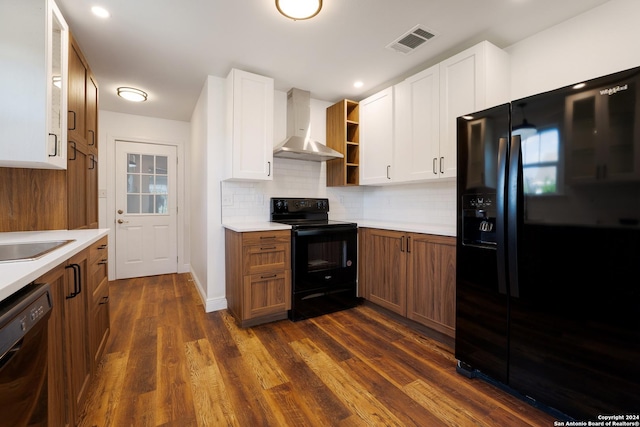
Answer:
242, 243, 290, 274
242, 230, 290, 246
89, 237, 108, 266
243, 271, 291, 319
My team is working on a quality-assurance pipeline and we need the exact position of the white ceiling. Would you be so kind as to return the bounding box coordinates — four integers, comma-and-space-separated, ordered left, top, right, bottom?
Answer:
55, 0, 611, 122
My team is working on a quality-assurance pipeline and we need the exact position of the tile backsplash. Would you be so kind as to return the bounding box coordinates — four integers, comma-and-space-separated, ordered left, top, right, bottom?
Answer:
221, 157, 456, 227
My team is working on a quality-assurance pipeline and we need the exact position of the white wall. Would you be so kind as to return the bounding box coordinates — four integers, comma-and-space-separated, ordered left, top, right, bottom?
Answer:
507, 0, 640, 99
99, 110, 190, 280
188, 76, 227, 312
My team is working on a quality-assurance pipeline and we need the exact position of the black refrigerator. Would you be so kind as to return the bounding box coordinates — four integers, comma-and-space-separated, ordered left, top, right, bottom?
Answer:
455, 65, 640, 420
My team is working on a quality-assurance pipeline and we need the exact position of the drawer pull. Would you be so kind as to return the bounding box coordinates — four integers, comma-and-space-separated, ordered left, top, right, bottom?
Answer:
98, 259, 108, 265
260, 246, 277, 250
260, 274, 278, 279
99, 296, 109, 305
259, 236, 276, 240
98, 244, 108, 250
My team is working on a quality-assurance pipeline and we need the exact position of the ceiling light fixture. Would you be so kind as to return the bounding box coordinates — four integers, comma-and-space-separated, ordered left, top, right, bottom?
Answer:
117, 87, 148, 102
276, 0, 322, 20
91, 6, 110, 18
354, 81, 364, 88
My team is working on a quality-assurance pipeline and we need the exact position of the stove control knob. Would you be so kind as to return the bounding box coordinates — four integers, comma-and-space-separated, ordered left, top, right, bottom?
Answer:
274, 200, 284, 212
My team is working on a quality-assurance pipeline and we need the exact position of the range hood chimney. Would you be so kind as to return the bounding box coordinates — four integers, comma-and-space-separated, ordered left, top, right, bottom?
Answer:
273, 88, 344, 162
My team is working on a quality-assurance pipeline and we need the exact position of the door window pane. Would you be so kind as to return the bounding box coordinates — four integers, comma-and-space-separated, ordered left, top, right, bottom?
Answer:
127, 195, 140, 213
126, 153, 170, 214
141, 195, 154, 214
127, 154, 140, 173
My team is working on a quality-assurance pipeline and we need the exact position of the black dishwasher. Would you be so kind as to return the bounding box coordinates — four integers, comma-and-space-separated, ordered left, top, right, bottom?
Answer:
0, 282, 52, 427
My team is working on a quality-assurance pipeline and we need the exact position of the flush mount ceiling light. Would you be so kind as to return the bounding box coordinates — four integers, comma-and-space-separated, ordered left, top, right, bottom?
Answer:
276, 0, 322, 20
117, 87, 148, 102
91, 6, 110, 18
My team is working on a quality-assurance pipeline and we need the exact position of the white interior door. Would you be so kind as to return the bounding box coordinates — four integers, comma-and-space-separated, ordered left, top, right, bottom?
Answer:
115, 140, 177, 279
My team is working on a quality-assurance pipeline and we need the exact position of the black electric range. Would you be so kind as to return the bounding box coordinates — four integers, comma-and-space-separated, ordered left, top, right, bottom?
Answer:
270, 198, 360, 320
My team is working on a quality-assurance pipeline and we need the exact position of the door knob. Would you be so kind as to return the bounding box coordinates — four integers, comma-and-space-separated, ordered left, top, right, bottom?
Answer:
117, 209, 123, 214
117, 219, 129, 224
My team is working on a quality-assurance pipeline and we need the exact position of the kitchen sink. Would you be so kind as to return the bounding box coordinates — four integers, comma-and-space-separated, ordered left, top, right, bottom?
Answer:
0, 240, 75, 263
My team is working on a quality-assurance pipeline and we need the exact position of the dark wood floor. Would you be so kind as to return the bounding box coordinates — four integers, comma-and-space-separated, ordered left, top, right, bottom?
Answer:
78, 273, 557, 426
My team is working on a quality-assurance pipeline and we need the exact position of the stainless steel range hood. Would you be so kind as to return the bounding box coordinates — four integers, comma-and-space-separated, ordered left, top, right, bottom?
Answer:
273, 88, 344, 162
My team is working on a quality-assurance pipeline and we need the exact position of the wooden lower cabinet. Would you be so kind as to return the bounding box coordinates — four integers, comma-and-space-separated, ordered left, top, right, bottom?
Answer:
64, 250, 92, 424
360, 228, 407, 314
35, 237, 110, 426
39, 264, 68, 427
406, 233, 456, 336
225, 229, 291, 327
88, 236, 110, 371
359, 228, 456, 337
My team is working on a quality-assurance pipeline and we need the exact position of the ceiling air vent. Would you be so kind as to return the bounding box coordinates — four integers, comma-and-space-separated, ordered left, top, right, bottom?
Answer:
386, 25, 436, 55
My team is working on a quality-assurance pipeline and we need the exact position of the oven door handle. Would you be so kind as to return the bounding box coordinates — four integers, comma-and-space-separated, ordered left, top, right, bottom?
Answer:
294, 225, 357, 237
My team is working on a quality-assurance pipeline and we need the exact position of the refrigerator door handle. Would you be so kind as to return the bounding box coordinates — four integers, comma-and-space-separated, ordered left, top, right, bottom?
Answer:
507, 134, 522, 298
496, 137, 508, 296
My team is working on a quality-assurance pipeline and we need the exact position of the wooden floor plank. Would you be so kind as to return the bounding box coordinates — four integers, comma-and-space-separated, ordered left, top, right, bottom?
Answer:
290, 337, 406, 426
77, 351, 128, 427
184, 338, 238, 427
78, 274, 558, 427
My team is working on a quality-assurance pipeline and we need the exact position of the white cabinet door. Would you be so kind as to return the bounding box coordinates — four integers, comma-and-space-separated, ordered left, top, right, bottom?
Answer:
0, 0, 68, 169
360, 87, 394, 185
225, 69, 274, 181
439, 41, 509, 179
395, 64, 440, 182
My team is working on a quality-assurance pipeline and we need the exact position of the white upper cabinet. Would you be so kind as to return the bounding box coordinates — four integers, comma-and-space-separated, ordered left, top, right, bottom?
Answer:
394, 64, 440, 182
360, 87, 395, 185
439, 40, 510, 179
359, 41, 509, 185
225, 69, 274, 181
0, 0, 68, 169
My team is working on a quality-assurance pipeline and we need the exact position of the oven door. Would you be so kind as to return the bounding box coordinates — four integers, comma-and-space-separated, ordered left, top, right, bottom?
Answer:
292, 225, 357, 293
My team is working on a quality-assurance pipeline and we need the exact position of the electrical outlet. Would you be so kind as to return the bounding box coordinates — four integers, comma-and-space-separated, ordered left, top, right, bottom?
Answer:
222, 194, 233, 206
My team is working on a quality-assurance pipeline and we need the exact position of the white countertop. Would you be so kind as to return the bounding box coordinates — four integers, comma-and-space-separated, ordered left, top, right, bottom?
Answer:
222, 219, 454, 236
355, 220, 456, 237
0, 229, 109, 302
222, 222, 292, 232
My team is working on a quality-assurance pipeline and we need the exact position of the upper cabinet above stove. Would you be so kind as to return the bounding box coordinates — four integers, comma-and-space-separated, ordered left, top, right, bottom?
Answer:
0, 0, 69, 169
224, 68, 274, 181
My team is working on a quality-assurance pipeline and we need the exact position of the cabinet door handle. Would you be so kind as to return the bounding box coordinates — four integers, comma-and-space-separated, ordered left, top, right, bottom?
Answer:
88, 129, 95, 146
433, 158, 438, 174
65, 263, 82, 298
268, 161, 271, 177
69, 141, 77, 161
386, 165, 391, 179
406, 236, 411, 253
68, 110, 76, 130
89, 154, 96, 170
99, 296, 109, 305
440, 157, 444, 174
48, 133, 58, 157
400, 236, 405, 252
